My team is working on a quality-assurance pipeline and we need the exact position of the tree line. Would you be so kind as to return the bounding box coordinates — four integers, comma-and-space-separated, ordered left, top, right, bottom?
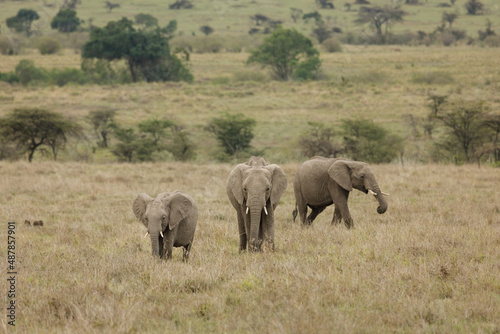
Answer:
1, 99, 498, 165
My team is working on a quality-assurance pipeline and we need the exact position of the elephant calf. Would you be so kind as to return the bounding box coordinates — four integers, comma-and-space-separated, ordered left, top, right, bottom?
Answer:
133, 191, 198, 261
293, 157, 388, 228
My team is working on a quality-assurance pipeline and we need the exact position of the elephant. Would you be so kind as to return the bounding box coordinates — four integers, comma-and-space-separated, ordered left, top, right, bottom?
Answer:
292, 157, 388, 228
133, 191, 198, 261
226, 156, 288, 251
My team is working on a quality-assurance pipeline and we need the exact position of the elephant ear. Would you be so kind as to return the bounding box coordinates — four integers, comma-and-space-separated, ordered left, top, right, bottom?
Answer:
133, 193, 154, 227
166, 192, 192, 230
226, 164, 249, 205
265, 164, 288, 207
328, 160, 353, 191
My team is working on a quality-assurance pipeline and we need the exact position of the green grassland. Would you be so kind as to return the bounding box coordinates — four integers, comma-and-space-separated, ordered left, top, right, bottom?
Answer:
1, 0, 500, 40
1, 46, 499, 163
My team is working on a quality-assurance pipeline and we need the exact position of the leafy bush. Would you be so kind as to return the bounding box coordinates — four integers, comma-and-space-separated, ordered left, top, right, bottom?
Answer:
50, 68, 87, 86
341, 119, 403, 163
37, 36, 62, 55
322, 38, 342, 52
293, 56, 322, 81
0, 72, 19, 84
484, 35, 500, 47
299, 122, 343, 158
207, 113, 256, 156
15, 59, 48, 85
168, 126, 196, 161
465, 0, 483, 14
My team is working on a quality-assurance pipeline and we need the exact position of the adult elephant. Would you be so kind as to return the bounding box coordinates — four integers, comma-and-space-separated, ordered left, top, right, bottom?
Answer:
226, 156, 287, 252
293, 157, 388, 228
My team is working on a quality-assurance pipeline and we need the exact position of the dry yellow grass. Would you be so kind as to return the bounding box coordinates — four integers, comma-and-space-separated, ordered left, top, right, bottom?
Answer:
1, 161, 499, 333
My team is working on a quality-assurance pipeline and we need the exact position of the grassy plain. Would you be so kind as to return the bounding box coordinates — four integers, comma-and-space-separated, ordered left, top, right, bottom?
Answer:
1, 46, 499, 163
0, 161, 499, 333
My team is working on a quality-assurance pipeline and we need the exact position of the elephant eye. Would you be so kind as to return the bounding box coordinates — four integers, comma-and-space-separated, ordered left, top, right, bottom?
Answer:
266, 187, 270, 191
162, 215, 167, 220
144, 217, 149, 221
243, 187, 247, 191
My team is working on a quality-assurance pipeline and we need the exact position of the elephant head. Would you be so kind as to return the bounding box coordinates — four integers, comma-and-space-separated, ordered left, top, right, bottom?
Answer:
328, 159, 388, 214
133, 191, 192, 257
227, 160, 287, 250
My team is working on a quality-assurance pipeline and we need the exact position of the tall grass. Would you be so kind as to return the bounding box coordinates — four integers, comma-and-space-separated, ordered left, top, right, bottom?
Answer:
1, 161, 499, 332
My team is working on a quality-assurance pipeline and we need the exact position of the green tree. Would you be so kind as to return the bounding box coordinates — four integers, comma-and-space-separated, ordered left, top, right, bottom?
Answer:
442, 11, 458, 28
168, 125, 196, 161
436, 101, 488, 163
86, 110, 116, 147
355, 5, 406, 42
341, 119, 402, 163
137, 118, 174, 146
299, 122, 343, 158
111, 127, 155, 162
50, 9, 81, 33
465, 0, 483, 15
207, 113, 256, 156
15, 59, 48, 86
0, 108, 80, 162
247, 28, 320, 81
6, 9, 40, 36
82, 17, 192, 83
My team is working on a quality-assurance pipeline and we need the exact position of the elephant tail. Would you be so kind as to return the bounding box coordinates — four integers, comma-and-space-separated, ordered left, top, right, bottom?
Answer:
292, 203, 298, 223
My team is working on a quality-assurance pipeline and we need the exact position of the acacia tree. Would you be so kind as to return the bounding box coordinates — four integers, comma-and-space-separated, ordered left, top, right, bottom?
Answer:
137, 118, 174, 146
436, 101, 488, 163
247, 28, 320, 81
82, 17, 192, 83
51, 9, 81, 33
355, 5, 406, 42
86, 110, 116, 148
6, 9, 40, 36
207, 113, 256, 156
0, 108, 80, 162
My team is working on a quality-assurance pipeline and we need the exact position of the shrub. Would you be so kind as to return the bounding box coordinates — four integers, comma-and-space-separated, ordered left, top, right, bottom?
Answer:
465, 0, 483, 14
441, 31, 456, 46
168, 126, 196, 161
293, 56, 322, 81
49, 68, 87, 86
207, 113, 256, 156
322, 38, 342, 52
341, 119, 402, 163
15, 59, 48, 85
299, 122, 343, 158
0, 72, 19, 84
37, 36, 62, 55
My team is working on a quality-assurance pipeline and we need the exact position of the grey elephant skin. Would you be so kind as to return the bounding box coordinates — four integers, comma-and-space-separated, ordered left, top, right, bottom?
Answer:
226, 156, 287, 251
133, 191, 198, 261
293, 157, 388, 228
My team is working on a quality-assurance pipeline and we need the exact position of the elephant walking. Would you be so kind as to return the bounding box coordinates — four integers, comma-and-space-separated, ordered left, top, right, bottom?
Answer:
293, 157, 388, 228
133, 191, 198, 261
226, 156, 287, 251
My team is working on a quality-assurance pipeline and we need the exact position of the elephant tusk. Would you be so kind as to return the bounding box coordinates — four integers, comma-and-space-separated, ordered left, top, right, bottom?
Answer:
143, 232, 149, 239
264, 206, 268, 215
160, 231, 164, 238
246, 207, 249, 214
382, 192, 390, 196
368, 190, 378, 196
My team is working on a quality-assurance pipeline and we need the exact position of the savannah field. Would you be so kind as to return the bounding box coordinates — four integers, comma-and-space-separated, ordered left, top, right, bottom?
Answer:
1, 0, 500, 332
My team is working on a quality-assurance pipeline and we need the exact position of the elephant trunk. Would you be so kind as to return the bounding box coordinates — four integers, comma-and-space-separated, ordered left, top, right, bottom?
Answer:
249, 207, 262, 251
150, 233, 161, 257
373, 186, 388, 214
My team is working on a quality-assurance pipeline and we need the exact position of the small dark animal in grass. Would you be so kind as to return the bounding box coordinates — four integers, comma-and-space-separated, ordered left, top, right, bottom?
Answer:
33, 220, 44, 226
133, 191, 198, 261
25, 220, 31, 226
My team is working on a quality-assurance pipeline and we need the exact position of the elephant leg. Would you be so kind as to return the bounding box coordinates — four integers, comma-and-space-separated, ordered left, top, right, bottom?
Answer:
331, 206, 342, 225
237, 207, 247, 252
182, 242, 192, 262
163, 230, 175, 260
306, 206, 326, 225
329, 185, 353, 228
